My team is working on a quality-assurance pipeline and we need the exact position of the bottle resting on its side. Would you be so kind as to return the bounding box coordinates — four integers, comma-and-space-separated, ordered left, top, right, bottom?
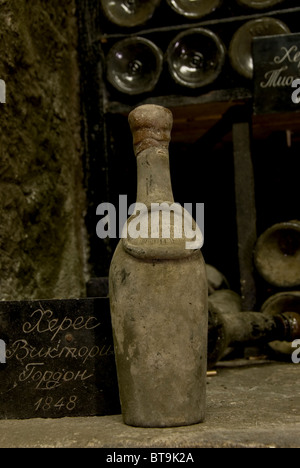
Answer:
100, 0, 161, 28
166, 28, 226, 88
106, 37, 163, 95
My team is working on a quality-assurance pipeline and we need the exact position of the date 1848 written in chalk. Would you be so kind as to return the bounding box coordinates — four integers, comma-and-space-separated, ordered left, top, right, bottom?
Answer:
0, 298, 120, 419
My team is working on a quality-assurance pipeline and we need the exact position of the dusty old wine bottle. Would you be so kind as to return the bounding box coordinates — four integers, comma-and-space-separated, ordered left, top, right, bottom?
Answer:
236, 0, 285, 9
109, 104, 208, 428
100, 0, 161, 28
166, 0, 221, 19
106, 37, 163, 95
229, 17, 290, 79
166, 28, 226, 88
254, 220, 300, 288
208, 290, 300, 368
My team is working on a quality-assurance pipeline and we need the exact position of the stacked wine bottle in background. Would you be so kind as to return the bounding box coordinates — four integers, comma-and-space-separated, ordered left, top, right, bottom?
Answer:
98, 0, 299, 98
77, 0, 300, 294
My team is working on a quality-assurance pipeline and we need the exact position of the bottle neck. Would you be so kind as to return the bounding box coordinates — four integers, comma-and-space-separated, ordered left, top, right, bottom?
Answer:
222, 311, 279, 346
274, 312, 300, 342
136, 147, 174, 206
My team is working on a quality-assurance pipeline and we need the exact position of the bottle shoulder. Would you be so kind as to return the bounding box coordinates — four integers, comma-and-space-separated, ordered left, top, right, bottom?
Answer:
121, 201, 203, 260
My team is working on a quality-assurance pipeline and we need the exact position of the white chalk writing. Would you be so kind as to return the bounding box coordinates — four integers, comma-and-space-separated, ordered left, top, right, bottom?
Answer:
34, 395, 78, 411
6, 339, 113, 364
19, 363, 93, 390
23, 308, 100, 341
274, 45, 300, 68
260, 45, 300, 90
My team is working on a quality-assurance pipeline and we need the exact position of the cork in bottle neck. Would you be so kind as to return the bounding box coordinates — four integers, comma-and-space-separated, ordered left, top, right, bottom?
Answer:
128, 104, 173, 157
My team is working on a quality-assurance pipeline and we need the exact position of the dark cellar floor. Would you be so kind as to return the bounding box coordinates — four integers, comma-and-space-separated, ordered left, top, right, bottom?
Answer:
0, 359, 299, 448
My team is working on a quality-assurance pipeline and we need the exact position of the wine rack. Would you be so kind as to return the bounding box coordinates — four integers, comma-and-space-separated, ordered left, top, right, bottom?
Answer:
77, 0, 300, 309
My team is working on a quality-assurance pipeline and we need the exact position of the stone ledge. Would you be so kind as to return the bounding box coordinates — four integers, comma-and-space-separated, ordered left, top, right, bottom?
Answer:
0, 360, 299, 448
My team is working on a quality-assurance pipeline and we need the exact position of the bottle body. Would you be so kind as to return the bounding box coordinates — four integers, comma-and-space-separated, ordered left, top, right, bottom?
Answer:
254, 221, 300, 288
109, 242, 207, 427
101, 0, 161, 28
166, 28, 226, 88
236, 0, 284, 9
229, 18, 290, 79
106, 37, 163, 95
166, 0, 221, 19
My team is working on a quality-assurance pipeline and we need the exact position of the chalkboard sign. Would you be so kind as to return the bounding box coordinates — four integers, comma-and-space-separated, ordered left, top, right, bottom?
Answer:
0, 298, 120, 419
253, 33, 300, 114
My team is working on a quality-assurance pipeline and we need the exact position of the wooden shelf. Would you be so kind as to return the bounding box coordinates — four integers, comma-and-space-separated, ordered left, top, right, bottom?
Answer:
253, 110, 300, 141
105, 87, 300, 143
105, 88, 252, 143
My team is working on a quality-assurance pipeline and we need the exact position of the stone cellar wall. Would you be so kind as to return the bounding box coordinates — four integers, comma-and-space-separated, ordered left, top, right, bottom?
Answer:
0, 0, 89, 300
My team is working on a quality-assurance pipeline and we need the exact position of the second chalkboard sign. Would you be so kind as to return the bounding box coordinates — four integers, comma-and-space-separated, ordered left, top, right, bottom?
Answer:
253, 33, 300, 114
